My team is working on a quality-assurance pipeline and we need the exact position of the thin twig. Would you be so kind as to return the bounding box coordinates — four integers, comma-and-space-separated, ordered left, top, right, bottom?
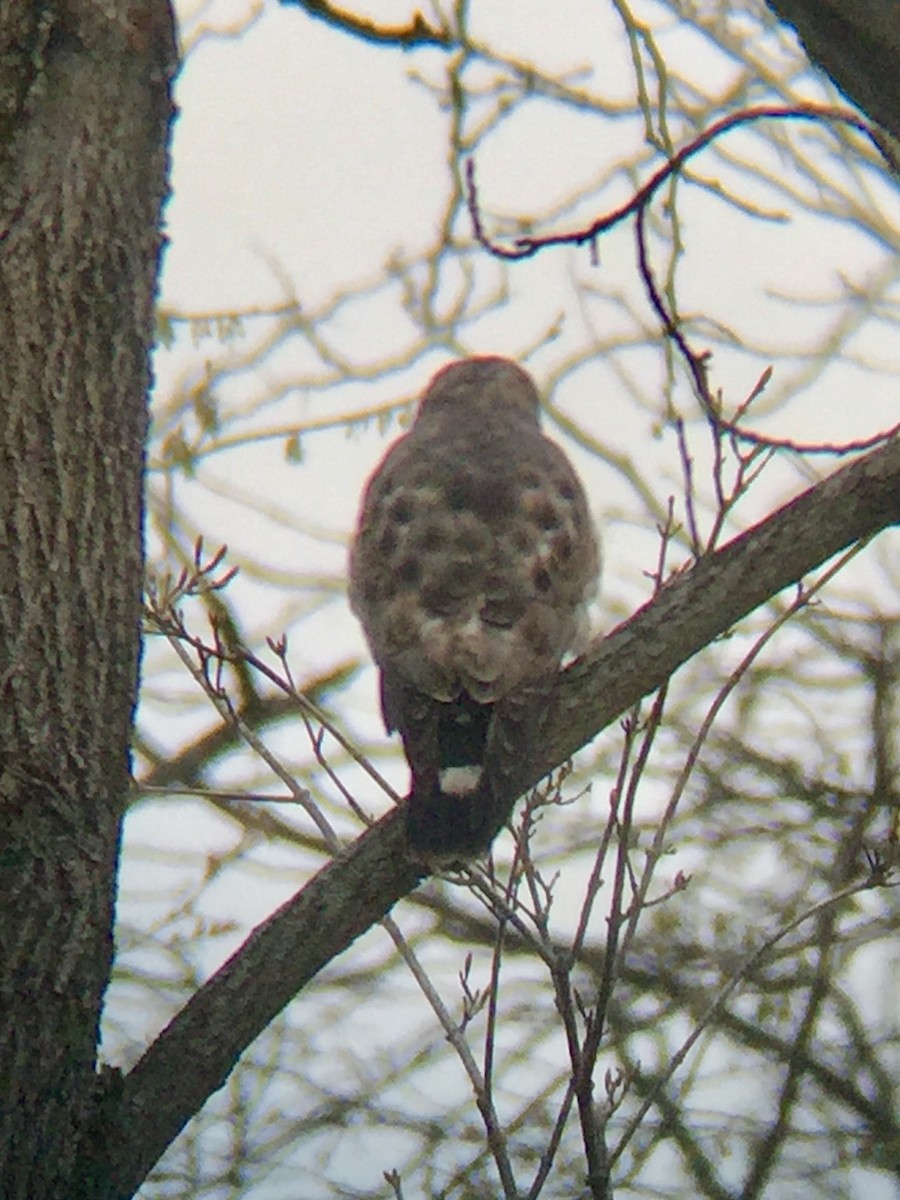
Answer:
381, 915, 519, 1199
162, 632, 341, 850
607, 867, 898, 1172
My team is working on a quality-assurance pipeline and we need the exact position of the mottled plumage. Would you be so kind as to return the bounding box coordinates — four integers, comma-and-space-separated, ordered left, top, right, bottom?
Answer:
349, 357, 598, 860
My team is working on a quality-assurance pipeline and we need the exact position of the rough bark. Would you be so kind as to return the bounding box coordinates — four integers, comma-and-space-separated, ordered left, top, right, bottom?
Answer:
100, 435, 898, 1198
0, 4, 175, 1199
764, 0, 900, 142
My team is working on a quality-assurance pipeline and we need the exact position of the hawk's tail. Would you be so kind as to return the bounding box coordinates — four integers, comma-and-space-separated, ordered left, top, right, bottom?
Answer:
405, 696, 498, 862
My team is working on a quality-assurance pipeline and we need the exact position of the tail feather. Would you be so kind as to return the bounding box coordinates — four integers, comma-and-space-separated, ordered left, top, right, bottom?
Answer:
382, 671, 549, 863
405, 696, 495, 862
405, 779, 498, 862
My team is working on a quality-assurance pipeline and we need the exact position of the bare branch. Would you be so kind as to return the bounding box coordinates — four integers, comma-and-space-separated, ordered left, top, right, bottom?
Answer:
279, 0, 453, 48
466, 106, 887, 263
467, 104, 898, 455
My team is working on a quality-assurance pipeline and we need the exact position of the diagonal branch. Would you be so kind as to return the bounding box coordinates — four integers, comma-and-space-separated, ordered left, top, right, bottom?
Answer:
99, 435, 899, 1198
537, 437, 899, 784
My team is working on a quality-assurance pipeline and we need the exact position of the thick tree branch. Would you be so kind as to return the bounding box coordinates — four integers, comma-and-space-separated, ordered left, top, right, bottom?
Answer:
537, 436, 900, 785
764, 0, 900, 143
102, 435, 898, 1198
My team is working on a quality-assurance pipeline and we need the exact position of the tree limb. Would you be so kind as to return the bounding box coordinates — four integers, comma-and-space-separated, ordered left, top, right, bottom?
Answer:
101, 435, 899, 1198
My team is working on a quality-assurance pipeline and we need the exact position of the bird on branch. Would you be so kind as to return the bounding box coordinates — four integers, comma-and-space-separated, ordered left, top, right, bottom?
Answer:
349, 357, 598, 864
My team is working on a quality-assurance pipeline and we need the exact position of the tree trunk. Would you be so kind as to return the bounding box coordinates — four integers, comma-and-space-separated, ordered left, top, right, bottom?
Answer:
764, 0, 900, 142
0, 6, 175, 1198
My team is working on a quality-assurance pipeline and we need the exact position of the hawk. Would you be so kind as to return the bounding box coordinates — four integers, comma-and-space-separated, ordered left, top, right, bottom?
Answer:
349, 357, 598, 861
